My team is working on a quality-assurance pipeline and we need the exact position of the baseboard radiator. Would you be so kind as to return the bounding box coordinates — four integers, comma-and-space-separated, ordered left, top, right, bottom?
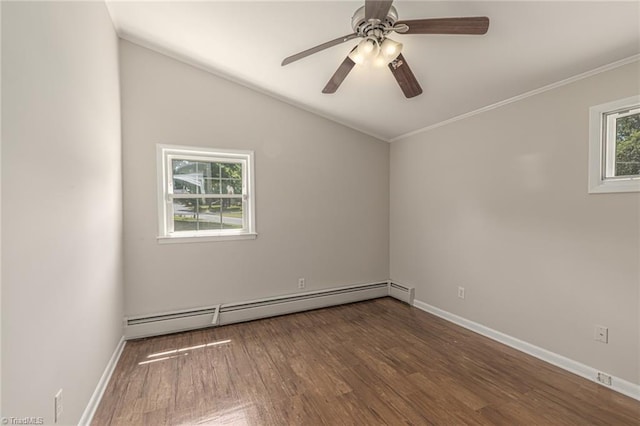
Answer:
388, 282, 415, 305
125, 281, 412, 339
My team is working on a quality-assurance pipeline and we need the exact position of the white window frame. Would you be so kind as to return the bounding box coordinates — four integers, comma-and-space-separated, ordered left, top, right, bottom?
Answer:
156, 144, 257, 243
588, 95, 640, 194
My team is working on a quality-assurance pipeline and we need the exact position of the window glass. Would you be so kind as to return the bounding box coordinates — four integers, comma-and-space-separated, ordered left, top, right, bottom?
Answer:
158, 145, 256, 241
613, 111, 640, 177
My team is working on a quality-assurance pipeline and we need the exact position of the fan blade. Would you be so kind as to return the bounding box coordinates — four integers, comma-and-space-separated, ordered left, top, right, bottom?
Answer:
365, 0, 393, 21
282, 33, 359, 66
322, 55, 356, 94
388, 54, 423, 98
396, 17, 489, 35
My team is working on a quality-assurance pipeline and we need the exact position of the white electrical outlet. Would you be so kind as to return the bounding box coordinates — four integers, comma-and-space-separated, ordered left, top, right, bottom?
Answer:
457, 287, 465, 299
298, 278, 305, 289
595, 325, 608, 343
596, 372, 612, 386
55, 388, 63, 423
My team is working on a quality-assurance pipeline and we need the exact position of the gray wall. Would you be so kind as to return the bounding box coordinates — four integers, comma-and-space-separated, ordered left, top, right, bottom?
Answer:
1, 2, 123, 422
390, 62, 640, 385
119, 40, 390, 317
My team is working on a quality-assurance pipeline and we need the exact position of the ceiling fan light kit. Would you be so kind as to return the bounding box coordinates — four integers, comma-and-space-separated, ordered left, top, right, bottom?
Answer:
380, 38, 402, 62
282, 0, 490, 99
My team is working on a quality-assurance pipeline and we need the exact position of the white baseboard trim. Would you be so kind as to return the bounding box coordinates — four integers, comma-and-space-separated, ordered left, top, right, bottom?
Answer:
79, 336, 126, 426
413, 299, 640, 401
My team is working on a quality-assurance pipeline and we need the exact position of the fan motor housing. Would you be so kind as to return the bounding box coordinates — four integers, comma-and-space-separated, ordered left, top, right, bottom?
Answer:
351, 5, 398, 37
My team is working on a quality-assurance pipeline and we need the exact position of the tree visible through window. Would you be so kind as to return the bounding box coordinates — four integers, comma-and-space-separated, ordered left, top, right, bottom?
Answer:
613, 110, 640, 177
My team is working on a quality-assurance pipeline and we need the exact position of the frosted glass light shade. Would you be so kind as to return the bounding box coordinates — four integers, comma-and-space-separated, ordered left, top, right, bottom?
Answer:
372, 54, 388, 68
380, 38, 402, 62
348, 48, 366, 65
349, 38, 380, 65
359, 38, 379, 57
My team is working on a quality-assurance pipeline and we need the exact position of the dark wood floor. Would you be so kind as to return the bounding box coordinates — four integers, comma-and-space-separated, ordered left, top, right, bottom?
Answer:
93, 297, 640, 425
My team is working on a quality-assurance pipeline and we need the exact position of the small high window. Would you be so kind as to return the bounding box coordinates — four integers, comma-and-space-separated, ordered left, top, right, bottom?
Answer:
589, 96, 640, 193
157, 145, 256, 242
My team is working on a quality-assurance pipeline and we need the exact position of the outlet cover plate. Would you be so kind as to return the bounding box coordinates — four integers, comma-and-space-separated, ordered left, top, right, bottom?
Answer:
595, 325, 608, 343
596, 372, 612, 386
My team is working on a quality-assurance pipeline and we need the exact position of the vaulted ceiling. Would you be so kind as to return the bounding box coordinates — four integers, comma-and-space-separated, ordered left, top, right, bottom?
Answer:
106, 1, 640, 141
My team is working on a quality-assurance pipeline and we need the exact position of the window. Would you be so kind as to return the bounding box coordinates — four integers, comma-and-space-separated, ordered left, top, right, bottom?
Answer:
589, 95, 640, 193
157, 145, 256, 242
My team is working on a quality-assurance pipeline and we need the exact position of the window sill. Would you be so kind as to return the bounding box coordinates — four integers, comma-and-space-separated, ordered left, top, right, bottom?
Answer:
157, 233, 258, 244
588, 177, 640, 194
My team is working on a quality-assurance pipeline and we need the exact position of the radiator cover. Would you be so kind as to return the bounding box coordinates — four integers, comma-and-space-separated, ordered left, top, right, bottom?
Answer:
125, 281, 413, 339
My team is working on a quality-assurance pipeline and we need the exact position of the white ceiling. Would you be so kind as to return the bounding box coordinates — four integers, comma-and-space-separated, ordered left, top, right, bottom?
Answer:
106, 1, 640, 141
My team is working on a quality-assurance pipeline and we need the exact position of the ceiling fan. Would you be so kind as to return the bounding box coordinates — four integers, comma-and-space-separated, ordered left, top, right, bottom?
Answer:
281, 0, 489, 98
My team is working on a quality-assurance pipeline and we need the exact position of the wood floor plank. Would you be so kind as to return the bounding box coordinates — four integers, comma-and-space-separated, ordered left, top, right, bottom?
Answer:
92, 298, 640, 425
